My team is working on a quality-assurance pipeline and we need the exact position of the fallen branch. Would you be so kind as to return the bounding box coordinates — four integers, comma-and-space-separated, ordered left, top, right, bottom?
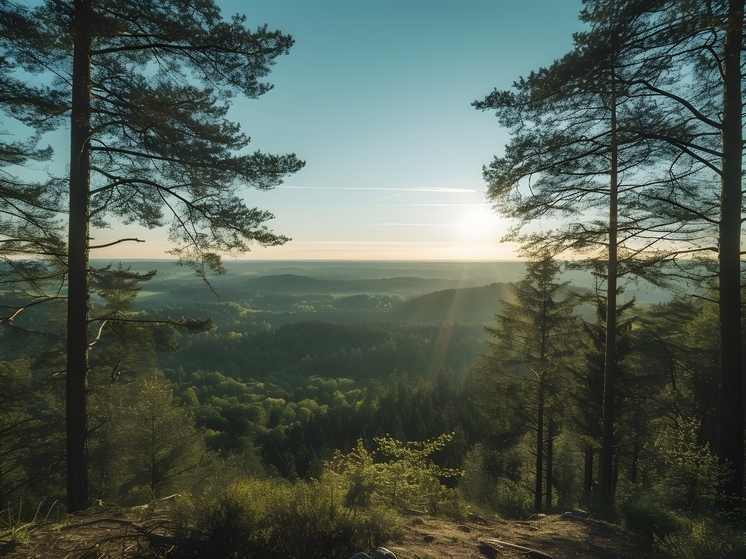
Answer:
480, 539, 554, 559
62, 518, 179, 548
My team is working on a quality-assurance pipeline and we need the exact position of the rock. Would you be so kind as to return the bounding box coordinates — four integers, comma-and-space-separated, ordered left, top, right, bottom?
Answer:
478, 541, 498, 559
457, 524, 471, 533
349, 554, 370, 559
423, 535, 435, 543
370, 548, 396, 559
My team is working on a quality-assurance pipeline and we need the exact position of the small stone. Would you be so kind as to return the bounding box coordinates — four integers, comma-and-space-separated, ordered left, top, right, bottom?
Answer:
457, 524, 471, 533
423, 535, 435, 543
478, 542, 498, 559
370, 548, 396, 559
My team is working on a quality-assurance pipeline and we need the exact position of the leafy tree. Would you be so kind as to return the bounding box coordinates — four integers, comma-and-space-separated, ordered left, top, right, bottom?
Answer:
328, 433, 461, 514
0, 0, 303, 511
482, 256, 578, 511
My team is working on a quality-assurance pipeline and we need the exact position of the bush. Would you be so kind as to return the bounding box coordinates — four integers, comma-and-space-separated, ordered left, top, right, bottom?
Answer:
183, 478, 399, 559
328, 433, 464, 515
619, 490, 682, 541
654, 517, 746, 559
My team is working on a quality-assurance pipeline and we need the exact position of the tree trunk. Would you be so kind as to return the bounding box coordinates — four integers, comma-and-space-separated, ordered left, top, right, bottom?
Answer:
66, 0, 92, 513
151, 399, 157, 499
718, 0, 744, 505
535, 375, 545, 512
545, 419, 554, 510
630, 433, 640, 484
584, 446, 594, 496
600, 72, 619, 502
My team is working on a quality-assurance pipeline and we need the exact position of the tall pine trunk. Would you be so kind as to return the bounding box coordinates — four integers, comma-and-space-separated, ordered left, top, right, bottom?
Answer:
66, 0, 92, 513
600, 74, 619, 501
718, 0, 744, 505
545, 418, 554, 510
535, 377, 545, 512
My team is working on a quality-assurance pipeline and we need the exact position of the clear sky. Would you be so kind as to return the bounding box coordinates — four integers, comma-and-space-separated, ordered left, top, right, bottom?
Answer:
93, 1, 586, 261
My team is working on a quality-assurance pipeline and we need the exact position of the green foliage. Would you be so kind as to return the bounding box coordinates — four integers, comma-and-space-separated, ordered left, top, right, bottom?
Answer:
618, 417, 729, 542
88, 370, 209, 503
328, 433, 463, 516
654, 517, 746, 559
184, 478, 399, 559
161, 319, 485, 383
0, 359, 63, 512
480, 255, 580, 512
641, 417, 727, 514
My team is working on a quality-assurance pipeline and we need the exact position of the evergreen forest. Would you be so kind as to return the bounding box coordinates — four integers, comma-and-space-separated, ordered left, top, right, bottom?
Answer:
1, 0, 746, 558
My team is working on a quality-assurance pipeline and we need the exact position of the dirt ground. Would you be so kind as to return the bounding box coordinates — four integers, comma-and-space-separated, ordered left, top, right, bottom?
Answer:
390, 511, 651, 559
0, 504, 651, 559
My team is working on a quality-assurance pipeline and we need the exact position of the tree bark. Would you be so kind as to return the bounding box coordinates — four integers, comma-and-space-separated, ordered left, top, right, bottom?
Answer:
66, 0, 92, 513
630, 433, 640, 484
717, 0, 744, 505
545, 418, 554, 510
600, 73, 619, 502
535, 375, 545, 512
584, 446, 594, 496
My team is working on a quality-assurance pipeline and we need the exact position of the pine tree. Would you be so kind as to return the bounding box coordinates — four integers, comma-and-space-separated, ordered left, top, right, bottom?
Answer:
476, 0, 746, 503
0, 0, 304, 511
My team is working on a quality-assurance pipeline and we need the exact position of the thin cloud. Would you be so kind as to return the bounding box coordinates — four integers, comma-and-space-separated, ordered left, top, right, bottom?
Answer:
278, 185, 481, 193
370, 193, 404, 202
284, 240, 464, 245
353, 222, 455, 226
370, 203, 489, 207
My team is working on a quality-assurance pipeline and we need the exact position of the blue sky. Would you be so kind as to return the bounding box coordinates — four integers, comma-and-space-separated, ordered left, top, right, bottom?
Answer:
99, 1, 586, 260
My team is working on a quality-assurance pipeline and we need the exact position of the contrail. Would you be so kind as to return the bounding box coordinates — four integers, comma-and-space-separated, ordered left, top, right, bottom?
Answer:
278, 186, 480, 193
370, 193, 404, 202
353, 222, 455, 226
370, 203, 489, 207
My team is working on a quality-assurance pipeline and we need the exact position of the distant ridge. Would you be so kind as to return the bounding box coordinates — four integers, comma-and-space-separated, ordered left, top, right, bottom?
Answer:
240, 274, 461, 295
395, 283, 510, 324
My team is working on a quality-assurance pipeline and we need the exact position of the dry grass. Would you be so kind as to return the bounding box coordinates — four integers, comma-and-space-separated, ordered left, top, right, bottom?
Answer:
388, 512, 651, 559
1, 503, 651, 559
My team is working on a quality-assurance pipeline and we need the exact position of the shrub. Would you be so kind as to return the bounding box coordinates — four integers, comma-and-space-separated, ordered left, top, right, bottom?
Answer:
184, 478, 399, 559
654, 517, 746, 559
328, 433, 464, 515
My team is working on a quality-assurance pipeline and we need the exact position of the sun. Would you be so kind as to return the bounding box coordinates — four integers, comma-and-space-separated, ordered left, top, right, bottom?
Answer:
454, 207, 498, 240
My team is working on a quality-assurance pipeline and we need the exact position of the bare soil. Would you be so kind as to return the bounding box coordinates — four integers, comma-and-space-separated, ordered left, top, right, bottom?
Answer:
391, 511, 651, 559
0, 504, 652, 559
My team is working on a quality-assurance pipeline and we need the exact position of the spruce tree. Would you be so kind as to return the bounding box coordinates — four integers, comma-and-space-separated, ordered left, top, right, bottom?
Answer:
483, 256, 577, 511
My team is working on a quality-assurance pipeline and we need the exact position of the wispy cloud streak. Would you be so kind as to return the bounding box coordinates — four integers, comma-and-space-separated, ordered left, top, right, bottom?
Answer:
370, 203, 489, 207
278, 186, 480, 193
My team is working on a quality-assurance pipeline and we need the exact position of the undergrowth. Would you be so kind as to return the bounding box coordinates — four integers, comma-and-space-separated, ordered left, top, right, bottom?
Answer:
178, 478, 400, 559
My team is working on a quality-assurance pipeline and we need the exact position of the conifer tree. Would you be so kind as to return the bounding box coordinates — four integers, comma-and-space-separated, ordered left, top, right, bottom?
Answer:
0, 0, 304, 511
577, 0, 746, 503
476, 0, 746, 502
483, 256, 577, 511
